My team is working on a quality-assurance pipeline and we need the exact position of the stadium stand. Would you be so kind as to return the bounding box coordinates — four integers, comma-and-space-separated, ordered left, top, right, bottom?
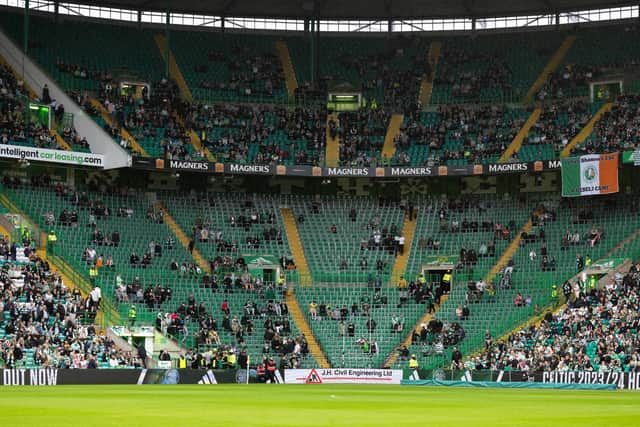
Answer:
400, 193, 640, 369
0, 227, 139, 369
0, 57, 90, 152
287, 195, 406, 283
184, 103, 326, 165
0, 178, 317, 368
2, 10, 639, 167
472, 259, 640, 372
395, 105, 529, 166
338, 107, 390, 166
170, 31, 288, 103
572, 94, 640, 156
537, 24, 640, 100
517, 100, 602, 161
432, 31, 566, 105
3, 1, 640, 379
288, 36, 426, 111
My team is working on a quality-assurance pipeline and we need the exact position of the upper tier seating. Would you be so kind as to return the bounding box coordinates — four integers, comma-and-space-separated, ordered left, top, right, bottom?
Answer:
538, 24, 640, 100
185, 103, 326, 165
574, 94, 640, 156
172, 31, 288, 103
518, 100, 601, 161
0, 58, 90, 153
396, 105, 528, 166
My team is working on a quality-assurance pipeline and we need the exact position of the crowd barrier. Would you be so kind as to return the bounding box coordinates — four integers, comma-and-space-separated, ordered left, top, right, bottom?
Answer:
400, 379, 616, 390
403, 368, 640, 390
3, 368, 639, 389
0, 368, 254, 386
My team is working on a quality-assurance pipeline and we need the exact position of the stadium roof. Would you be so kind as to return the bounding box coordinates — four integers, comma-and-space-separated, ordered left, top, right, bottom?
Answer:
77, 0, 638, 19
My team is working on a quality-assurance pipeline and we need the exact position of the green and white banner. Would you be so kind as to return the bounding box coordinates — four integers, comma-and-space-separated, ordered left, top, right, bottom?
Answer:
622, 150, 640, 166
561, 153, 619, 197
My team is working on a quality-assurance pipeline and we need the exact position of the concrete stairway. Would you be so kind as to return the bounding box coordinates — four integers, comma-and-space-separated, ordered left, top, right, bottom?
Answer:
418, 41, 442, 107
153, 201, 211, 274
325, 113, 340, 167
280, 207, 311, 286
498, 108, 542, 163
524, 35, 576, 104
286, 289, 331, 368
390, 210, 418, 284
381, 113, 404, 163
275, 41, 299, 99
560, 102, 613, 157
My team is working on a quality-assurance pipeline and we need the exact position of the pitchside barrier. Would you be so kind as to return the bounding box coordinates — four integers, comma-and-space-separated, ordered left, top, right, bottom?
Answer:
403, 368, 640, 390
401, 380, 616, 390
2, 368, 638, 389
285, 369, 403, 384
0, 368, 266, 386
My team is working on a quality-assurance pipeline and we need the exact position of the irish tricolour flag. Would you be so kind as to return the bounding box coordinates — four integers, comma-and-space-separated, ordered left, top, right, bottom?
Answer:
561, 153, 619, 197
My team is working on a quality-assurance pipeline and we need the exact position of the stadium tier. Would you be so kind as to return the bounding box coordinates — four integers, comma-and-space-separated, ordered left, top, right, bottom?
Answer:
0, 57, 91, 153
396, 105, 530, 166
4, 172, 639, 373
0, 181, 318, 369
538, 24, 640, 100
432, 31, 564, 104
185, 103, 326, 165
1, 9, 640, 168
171, 31, 288, 103
518, 100, 603, 161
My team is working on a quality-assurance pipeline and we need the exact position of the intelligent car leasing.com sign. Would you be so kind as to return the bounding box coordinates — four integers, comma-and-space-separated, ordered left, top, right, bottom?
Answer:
0, 144, 104, 167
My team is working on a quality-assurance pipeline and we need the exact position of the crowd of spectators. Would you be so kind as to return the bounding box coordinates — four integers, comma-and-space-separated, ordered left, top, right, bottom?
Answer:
397, 104, 524, 166
403, 318, 466, 364
574, 94, 640, 155
197, 44, 285, 100
100, 78, 205, 160
470, 263, 640, 372
151, 281, 307, 370
335, 45, 425, 113
185, 102, 325, 165
435, 49, 513, 102
338, 107, 390, 167
0, 235, 140, 368
537, 64, 603, 100
0, 65, 85, 151
523, 99, 593, 156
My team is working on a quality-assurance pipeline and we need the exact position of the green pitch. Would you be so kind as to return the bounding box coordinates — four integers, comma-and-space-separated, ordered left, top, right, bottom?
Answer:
0, 385, 637, 426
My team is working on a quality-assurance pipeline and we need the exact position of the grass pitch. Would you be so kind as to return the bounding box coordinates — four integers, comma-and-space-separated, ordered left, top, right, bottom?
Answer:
0, 385, 637, 426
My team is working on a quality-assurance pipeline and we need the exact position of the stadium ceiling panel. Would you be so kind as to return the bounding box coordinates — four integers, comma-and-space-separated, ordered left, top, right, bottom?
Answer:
74, 0, 638, 19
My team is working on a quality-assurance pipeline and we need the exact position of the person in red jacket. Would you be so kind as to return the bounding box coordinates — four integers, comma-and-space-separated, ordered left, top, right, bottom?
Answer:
265, 357, 277, 383
256, 363, 266, 383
